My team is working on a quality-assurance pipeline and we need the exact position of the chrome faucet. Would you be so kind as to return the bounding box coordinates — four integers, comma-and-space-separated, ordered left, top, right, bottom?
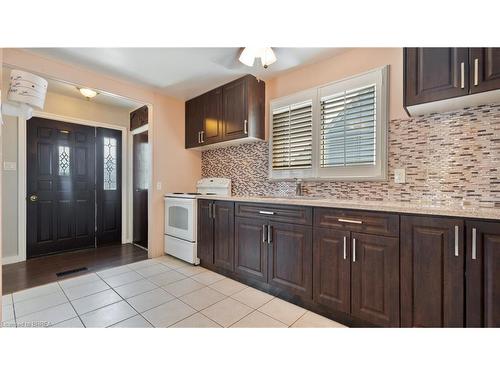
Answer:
295, 178, 303, 197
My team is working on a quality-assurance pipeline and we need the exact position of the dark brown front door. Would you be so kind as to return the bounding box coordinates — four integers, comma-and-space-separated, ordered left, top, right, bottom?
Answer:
96, 128, 122, 246
133, 131, 149, 248
27, 117, 96, 258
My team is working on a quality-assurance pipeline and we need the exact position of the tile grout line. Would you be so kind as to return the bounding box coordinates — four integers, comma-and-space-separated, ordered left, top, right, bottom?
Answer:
57, 282, 84, 328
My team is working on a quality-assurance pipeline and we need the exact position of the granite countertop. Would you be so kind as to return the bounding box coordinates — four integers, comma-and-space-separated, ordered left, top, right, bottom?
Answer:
197, 195, 500, 220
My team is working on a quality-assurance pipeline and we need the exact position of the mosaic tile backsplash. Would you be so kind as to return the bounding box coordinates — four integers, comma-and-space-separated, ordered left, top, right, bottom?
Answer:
202, 104, 500, 208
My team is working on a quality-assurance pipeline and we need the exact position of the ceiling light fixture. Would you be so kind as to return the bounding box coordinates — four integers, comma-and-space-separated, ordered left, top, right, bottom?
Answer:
239, 47, 277, 69
78, 87, 98, 99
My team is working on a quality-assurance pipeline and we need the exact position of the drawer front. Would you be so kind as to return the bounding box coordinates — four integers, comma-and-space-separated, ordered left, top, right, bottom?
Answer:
235, 203, 312, 225
314, 208, 399, 237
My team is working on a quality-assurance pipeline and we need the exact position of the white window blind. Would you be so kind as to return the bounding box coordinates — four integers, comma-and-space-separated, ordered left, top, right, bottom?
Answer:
320, 84, 376, 168
272, 100, 313, 170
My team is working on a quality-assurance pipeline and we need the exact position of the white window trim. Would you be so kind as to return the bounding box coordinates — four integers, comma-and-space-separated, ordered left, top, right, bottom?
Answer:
268, 65, 389, 182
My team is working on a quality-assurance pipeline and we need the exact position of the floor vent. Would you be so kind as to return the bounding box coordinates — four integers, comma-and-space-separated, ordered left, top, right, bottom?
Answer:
56, 267, 88, 277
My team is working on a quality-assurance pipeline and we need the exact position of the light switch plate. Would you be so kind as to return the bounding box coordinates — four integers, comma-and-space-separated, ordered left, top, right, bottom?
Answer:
3, 161, 17, 171
394, 168, 406, 184
156, 181, 162, 191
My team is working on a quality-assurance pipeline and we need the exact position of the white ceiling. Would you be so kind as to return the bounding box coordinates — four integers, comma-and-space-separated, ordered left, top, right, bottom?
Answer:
27, 48, 347, 100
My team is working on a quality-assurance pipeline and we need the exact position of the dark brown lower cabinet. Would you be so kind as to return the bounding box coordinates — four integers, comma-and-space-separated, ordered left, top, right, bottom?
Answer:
213, 201, 234, 271
351, 233, 400, 327
466, 220, 500, 327
197, 200, 234, 271
197, 199, 214, 265
313, 228, 351, 314
401, 215, 464, 327
235, 216, 268, 283
268, 222, 313, 299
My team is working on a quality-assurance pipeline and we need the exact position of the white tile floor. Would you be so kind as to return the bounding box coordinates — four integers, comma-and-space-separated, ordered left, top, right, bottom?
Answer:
1, 256, 346, 328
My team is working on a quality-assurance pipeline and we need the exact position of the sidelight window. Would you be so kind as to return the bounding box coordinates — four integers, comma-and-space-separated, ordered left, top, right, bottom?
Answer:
103, 137, 117, 190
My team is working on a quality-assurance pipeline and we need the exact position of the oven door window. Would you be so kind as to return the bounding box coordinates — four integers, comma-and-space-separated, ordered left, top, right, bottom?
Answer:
168, 206, 189, 230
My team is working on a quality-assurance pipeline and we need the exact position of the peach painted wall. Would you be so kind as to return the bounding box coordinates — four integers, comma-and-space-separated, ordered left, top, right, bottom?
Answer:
2, 48, 201, 259
265, 47, 407, 137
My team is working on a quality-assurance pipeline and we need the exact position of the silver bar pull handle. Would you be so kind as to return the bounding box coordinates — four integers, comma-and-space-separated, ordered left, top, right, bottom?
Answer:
212, 202, 216, 220
244, 120, 248, 134
208, 203, 212, 219
460, 62, 465, 89
267, 225, 272, 244
338, 218, 362, 224
474, 58, 479, 86
352, 238, 356, 263
259, 210, 275, 215
454, 225, 459, 257
198, 131, 201, 144
262, 224, 267, 243
201, 130, 205, 143
472, 228, 477, 260
343, 236, 347, 260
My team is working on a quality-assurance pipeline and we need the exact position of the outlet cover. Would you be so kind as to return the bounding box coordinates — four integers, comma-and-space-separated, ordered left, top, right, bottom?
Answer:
394, 168, 406, 184
156, 181, 162, 191
3, 161, 17, 171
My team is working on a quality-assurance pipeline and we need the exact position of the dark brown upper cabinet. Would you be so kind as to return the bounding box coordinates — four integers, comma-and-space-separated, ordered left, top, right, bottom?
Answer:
185, 74, 265, 149
202, 88, 223, 145
469, 48, 500, 94
404, 48, 500, 116
130, 105, 148, 131
185, 96, 204, 149
401, 215, 464, 327
466, 220, 500, 327
404, 48, 469, 107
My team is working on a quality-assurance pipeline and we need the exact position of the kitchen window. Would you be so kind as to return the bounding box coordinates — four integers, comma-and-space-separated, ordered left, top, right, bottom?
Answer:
269, 66, 388, 181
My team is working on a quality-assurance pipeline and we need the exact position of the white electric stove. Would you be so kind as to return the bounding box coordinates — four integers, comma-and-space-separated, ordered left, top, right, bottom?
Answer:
164, 178, 231, 264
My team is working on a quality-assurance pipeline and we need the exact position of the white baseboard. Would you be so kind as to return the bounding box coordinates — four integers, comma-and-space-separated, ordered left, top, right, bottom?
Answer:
2, 255, 25, 265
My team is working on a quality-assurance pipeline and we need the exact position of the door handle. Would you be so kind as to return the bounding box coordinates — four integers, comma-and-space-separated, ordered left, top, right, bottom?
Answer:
200, 130, 205, 143
244, 120, 248, 134
343, 236, 347, 260
454, 225, 459, 257
267, 225, 272, 244
262, 224, 267, 243
208, 203, 212, 219
474, 58, 479, 86
198, 131, 201, 144
471, 228, 477, 260
212, 202, 216, 219
29, 194, 38, 202
352, 238, 356, 263
460, 62, 465, 89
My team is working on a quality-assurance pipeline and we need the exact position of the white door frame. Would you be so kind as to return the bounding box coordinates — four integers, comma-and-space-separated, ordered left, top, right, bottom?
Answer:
13, 111, 129, 264
129, 123, 150, 251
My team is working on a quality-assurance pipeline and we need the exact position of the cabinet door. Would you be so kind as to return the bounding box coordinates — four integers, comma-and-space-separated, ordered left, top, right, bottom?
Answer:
268, 222, 312, 299
213, 201, 235, 271
466, 221, 500, 327
185, 96, 203, 149
351, 233, 399, 327
203, 88, 223, 144
222, 77, 248, 141
313, 228, 351, 314
235, 216, 268, 283
469, 48, 500, 94
404, 48, 469, 106
401, 216, 464, 327
197, 199, 214, 265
